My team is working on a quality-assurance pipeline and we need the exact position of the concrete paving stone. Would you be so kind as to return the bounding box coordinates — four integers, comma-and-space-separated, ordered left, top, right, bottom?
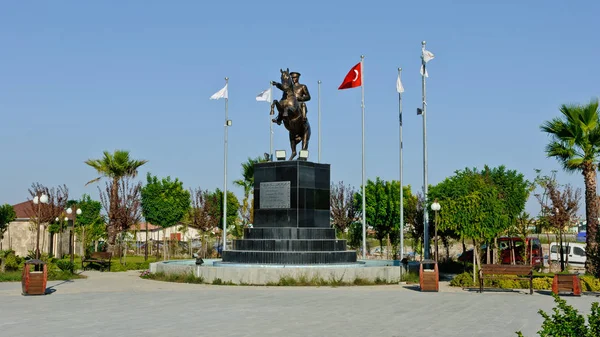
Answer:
1, 270, 599, 337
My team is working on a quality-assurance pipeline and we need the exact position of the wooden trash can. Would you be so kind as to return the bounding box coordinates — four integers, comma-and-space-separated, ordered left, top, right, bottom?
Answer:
419, 259, 439, 292
552, 273, 581, 296
21, 259, 48, 296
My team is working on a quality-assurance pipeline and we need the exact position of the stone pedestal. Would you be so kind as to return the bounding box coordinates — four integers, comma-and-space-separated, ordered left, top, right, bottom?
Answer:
221, 161, 357, 265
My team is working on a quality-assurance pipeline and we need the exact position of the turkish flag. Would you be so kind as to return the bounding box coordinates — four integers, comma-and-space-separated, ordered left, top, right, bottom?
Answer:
338, 62, 362, 90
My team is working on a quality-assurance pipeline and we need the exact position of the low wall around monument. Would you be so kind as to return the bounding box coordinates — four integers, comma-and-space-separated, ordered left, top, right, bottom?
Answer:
150, 260, 419, 285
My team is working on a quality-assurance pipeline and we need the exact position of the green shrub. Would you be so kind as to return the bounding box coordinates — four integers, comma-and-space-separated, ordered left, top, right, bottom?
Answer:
580, 275, 600, 292
532, 277, 553, 290
450, 272, 475, 287
2, 253, 20, 271
56, 260, 75, 274
516, 294, 600, 336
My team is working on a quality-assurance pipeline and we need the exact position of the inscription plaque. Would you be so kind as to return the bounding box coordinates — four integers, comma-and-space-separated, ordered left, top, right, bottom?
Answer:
260, 181, 291, 209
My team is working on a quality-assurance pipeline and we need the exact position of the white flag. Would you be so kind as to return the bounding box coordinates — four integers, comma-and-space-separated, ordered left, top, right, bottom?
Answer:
256, 87, 272, 102
422, 49, 435, 63
210, 83, 228, 100
420, 65, 429, 78
396, 74, 404, 93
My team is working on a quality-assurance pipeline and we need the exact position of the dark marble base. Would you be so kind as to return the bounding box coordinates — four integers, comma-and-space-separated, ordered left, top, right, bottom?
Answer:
221, 250, 357, 265
244, 227, 336, 240
221, 161, 357, 265
233, 239, 347, 252
222, 227, 358, 264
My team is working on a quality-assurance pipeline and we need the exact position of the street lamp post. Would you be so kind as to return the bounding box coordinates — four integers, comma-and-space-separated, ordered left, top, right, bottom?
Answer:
431, 199, 441, 263
66, 206, 82, 264
33, 194, 49, 259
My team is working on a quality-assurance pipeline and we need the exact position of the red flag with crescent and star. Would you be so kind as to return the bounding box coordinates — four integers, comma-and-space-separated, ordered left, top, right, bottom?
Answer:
338, 62, 362, 90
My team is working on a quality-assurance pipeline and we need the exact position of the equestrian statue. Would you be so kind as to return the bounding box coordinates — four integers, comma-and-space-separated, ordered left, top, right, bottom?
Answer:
270, 68, 311, 160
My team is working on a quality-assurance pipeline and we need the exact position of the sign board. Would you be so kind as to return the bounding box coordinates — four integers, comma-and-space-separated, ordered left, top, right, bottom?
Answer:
260, 181, 291, 209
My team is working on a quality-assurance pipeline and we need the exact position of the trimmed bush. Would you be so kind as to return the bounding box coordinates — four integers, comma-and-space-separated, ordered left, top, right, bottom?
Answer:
450, 272, 475, 287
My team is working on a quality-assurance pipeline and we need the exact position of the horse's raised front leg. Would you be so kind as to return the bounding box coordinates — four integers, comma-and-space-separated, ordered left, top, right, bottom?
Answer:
272, 100, 282, 124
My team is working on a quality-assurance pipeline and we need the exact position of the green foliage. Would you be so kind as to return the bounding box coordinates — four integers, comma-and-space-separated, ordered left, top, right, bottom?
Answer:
0, 204, 16, 245
85, 150, 149, 183
347, 221, 363, 249
428, 165, 530, 260
141, 271, 205, 284
141, 173, 191, 230
206, 189, 241, 231
532, 277, 554, 290
56, 259, 75, 274
233, 155, 268, 226
540, 99, 600, 276
355, 178, 400, 244
450, 272, 475, 287
580, 275, 600, 292
0, 250, 21, 271
516, 294, 600, 337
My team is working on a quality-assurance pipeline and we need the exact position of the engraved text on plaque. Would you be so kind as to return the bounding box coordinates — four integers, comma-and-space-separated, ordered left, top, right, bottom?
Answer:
260, 181, 291, 209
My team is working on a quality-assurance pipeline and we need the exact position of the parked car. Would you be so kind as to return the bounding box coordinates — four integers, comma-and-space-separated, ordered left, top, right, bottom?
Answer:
549, 242, 586, 265
458, 237, 543, 267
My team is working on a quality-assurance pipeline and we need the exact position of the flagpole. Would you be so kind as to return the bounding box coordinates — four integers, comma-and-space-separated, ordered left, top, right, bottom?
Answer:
421, 41, 430, 260
318, 80, 322, 163
398, 67, 404, 273
223, 77, 229, 252
270, 83, 274, 161
360, 55, 366, 260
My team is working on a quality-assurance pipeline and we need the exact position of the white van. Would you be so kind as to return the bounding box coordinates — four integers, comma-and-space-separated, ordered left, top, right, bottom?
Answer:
549, 242, 586, 264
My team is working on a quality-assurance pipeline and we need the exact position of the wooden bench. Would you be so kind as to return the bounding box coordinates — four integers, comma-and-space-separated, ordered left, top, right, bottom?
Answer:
479, 264, 534, 295
82, 252, 112, 272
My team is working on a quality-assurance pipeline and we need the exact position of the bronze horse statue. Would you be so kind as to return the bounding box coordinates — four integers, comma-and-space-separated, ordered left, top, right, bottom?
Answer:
271, 68, 311, 160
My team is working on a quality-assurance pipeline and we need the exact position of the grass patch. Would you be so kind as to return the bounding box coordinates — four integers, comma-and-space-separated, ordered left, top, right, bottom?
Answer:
265, 274, 398, 286
141, 271, 204, 284
0, 270, 86, 282
0, 271, 21, 282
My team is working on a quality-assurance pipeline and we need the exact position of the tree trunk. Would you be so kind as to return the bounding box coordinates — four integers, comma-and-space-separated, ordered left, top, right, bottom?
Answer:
163, 229, 167, 261
472, 239, 478, 284
583, 163, 599, 276
493, 237, 498, 264
107, 177, 120, 252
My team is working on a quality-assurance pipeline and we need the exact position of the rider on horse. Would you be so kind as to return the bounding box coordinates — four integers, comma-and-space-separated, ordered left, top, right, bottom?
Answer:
272, 71, 311, 124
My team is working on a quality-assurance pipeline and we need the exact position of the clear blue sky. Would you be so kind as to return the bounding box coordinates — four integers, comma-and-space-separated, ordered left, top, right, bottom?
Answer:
1, 1, 599, 218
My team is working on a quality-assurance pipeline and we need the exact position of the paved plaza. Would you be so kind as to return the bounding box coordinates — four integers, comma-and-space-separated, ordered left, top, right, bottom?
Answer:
1, 271, 598, 337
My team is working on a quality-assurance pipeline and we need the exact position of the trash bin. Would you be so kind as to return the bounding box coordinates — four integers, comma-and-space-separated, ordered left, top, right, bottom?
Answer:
552, 273, 582, 296
419, 259, 439, 292
21, 259, 47, 296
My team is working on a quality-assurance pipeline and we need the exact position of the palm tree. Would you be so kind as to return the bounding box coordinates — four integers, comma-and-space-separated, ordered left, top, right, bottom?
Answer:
85, 150, 148, 250
541, 98, 600, 275
233, 155, 268, 225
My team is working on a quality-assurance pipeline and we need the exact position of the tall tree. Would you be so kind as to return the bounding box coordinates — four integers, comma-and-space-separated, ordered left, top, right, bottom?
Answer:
233, 155, 268, 226
187, 187, 219, 232
354, 178, 401, 258
28, 183, 69, 256
140, 173, 191, 260
429, 166, 530, 279
541, 98, 600, 275
74, 194, 105, 256
535, 173, 581, 271
99, 177, 142, 258
85, 150, 147, 251
0, 204, 16, 250
206, 189, 240, 243
330, 181, 357, 234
